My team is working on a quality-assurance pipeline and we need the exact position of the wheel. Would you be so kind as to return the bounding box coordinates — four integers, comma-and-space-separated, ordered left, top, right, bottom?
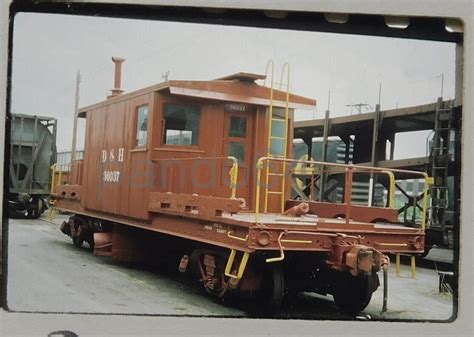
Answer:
72, 236, 84, 248
86, 235, 95, 251
70, 217, 85, 248
32, 198, 44, 219
24, 197, 41, 219
332, 271, 374, 315
265, 264, 285, 310
254, 263, 285, 316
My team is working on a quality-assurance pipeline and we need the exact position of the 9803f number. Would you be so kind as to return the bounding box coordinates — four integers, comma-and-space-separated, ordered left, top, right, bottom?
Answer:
103, 170, 120, 182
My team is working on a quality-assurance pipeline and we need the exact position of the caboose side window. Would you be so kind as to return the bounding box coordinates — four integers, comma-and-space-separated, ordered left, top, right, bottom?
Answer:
163, 104, 200, 145
228, 142, 245, 163
229, 116, 247, 138
135, 105, 149, 147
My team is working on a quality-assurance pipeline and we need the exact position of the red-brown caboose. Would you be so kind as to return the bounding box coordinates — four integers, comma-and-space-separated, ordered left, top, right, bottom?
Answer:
53, 58, 428, 314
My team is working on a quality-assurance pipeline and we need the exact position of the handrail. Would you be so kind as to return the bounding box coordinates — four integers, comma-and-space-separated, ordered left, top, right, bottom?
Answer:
50, 163, 69, 194
293, 165, 397, 209
263, 60, 275, 213
255, 156, 432, 230
227, 156, 238, 199
421, 176, 433, 231
260, 156, 432, 176
266, 230, 345, 264
48, 163, 64, 222
151, 156, 239, 199
51, 156, 239, 199
266, 231, 286, 263
58, 167, 62, 190
381, 170, 396, 209
263, 61, 291, 213
280, 62, 290, 213
263, 59, 274, 87
224, 250, 250, 279
50, 164, 57, 194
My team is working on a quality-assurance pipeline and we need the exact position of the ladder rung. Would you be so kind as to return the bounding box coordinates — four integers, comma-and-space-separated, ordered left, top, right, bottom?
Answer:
271, 118, 286, 122
268, 173, 284, 176
267, 191, 283, 195
270, 136, 286, 140
438, 116, 451, 121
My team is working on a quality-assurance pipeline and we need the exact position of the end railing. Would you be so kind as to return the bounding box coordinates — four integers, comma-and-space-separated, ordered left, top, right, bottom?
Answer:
255, 157, 433, 231
150, 156, 239, 199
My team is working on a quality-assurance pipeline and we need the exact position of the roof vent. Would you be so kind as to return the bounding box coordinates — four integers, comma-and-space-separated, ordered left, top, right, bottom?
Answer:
215, 72, 266, 82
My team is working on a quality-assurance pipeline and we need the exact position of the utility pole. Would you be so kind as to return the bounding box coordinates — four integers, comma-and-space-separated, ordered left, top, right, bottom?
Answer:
369, 83, 382, 207
437, 73, 444, 98
162, 71, 170, 82
319, 91, 331, 202
441, 73, 444, 98
378, 82, 382, 105
71, 71, 81, 161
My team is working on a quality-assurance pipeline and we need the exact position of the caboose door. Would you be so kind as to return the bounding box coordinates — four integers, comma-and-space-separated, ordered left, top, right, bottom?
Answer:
222, 104, 254, 207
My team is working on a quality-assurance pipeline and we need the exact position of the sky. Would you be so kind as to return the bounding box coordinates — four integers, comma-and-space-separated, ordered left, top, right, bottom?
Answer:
10, 13, 456, 157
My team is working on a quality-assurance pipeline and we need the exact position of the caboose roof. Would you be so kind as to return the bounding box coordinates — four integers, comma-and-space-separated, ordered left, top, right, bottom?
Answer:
78, 73, 317, 117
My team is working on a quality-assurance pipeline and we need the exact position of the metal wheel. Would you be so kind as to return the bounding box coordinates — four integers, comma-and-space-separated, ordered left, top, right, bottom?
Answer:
70, 217, 85, 248
332, 271, 374, 315
86, 235, 95, 251
32, 197, 43, 219
72, 236, 84, 248
255, 263, 285, 315
25, 197, 42, 219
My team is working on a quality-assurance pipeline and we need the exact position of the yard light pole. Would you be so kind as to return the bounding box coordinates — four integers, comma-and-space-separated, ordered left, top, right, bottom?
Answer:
71, 71, 81, 161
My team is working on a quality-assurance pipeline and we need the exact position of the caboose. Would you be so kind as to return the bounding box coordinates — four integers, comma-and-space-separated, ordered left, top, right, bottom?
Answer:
52, 57, 428, 314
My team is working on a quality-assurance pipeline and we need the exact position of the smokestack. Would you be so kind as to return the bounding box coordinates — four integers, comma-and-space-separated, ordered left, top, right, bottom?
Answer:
108, 56, 125, 98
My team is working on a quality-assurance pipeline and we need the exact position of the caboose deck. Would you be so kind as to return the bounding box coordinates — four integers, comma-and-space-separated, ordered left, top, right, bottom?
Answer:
53, 194, 424, 256
226, 211, 423, 233
222, 211, 424, 254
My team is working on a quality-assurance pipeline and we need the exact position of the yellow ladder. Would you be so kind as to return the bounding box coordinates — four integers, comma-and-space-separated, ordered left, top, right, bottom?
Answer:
263, 61, 290, 213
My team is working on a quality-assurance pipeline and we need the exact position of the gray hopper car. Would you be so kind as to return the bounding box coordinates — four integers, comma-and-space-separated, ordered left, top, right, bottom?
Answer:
8, 114, 57, 218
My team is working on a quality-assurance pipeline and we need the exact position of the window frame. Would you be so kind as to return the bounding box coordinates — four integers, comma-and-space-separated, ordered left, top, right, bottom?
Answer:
223, 111, 251, 166
161, 102, 202, 148
134, 104, 149, 149
228, 115, 247, 138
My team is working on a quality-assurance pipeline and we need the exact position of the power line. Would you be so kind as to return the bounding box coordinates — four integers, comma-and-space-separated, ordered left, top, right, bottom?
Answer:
346, 102, 372, 115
